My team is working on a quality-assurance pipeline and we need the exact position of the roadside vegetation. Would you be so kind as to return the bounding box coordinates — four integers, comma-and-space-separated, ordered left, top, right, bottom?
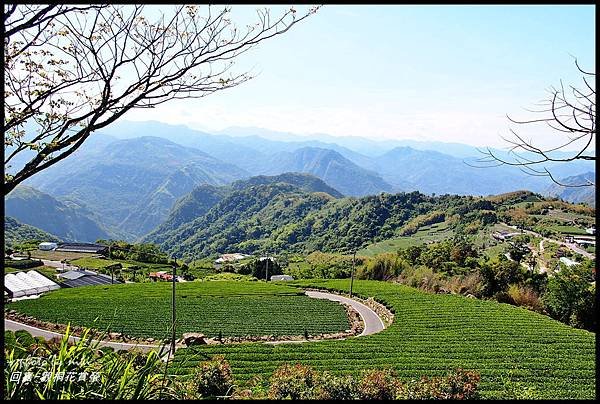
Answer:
4, 327, 481, 400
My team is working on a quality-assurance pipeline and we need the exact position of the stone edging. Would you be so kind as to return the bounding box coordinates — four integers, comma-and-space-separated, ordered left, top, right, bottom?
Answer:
302, 288, 395, 327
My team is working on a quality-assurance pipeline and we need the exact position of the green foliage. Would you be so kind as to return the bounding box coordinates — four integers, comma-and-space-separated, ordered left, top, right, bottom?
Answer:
543, 264, 596, 331
7, 282, 349, 339
357, 253, 408, 281
398, 210, 445, 236
314, 372, 360, 400
267, 363, 319, 400
187, 355, 233, 399
98, 240, 170, 264
4, 217, 61, 250
262, 364, 479, 400
479, 257, 524, 297
4, 326, 171, 400
239, 257, 282, 280
4, 258, 43, 269
505, 238, 530, 263
357, 368, 402, 400
285, 252, 365, 279
174, 279, 595, 399
396, 368, 480, 400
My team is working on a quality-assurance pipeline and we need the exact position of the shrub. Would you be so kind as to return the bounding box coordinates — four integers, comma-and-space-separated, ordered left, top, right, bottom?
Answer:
442, 272, 484, 297
507, 284, 544, 313
543, 264, 596, 331
397, 368, 480, 400
314, 372, 359, 400
4, 325, 171, 400
398, 265, 445, 293
357, 368, 402, 400
357, 253, 408, 281
268, 363, 318, 400
4, 258, 43, 269
189, 355, 234, 399
262, 365, 480, 401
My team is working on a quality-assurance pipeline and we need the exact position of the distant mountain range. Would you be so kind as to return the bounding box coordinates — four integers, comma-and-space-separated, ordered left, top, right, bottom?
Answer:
5, 186, 115, 242
544, 172, 595, 207
253, 147, 394, 196
12, 119, 594, 243
24, 136, 249, 238
99, 120, 594, 197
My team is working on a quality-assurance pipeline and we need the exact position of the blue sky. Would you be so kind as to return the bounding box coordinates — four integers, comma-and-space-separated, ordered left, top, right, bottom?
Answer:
127, 5, 595, 149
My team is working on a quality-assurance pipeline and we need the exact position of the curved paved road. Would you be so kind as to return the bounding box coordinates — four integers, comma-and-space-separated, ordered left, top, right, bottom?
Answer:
4, 319, 168, 353
304, 290, 386, 336
5, 291, 387, 350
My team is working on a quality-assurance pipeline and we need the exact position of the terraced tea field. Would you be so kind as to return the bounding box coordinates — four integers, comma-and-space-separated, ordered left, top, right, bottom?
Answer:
172, 279, 595, 400
357, 221, 454, 256
6, 281, 350, 340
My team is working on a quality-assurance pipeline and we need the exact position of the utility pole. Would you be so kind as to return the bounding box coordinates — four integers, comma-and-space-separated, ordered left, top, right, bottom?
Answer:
265, 252, 269, 282
171, 260, 177, 355
350, 250, 356, 298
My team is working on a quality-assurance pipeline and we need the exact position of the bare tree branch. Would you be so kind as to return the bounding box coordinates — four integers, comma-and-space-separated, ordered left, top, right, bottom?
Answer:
3, 4, 321, 195
473, 58, 595, 188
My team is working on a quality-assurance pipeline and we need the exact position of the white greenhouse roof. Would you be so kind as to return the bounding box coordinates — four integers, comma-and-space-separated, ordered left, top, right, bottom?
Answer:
4, 270, 60, 298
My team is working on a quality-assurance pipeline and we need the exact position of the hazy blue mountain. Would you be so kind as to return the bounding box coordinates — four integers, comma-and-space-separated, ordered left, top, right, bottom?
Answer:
217, 126, 491, 158
5, 216, 62, 248
5, 132, 118, 177
5, 186, 115, 242
97, 120, 267, 173
95, 121, 594, 198
372, 147, 555, 196
24, 136, 249, 238
144, 173, 343, 247
544, 172, 595, 207
254, 147, 394, 196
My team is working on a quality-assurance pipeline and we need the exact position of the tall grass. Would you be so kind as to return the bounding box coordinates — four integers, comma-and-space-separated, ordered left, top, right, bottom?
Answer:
3, 325, 174, 400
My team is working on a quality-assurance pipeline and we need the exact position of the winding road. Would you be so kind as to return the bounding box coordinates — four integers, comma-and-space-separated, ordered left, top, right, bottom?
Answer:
304, 290, 386, 336
5, 291, 387, 351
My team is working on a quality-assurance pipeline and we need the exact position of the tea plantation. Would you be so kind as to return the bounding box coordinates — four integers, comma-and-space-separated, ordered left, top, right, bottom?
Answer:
172, 279, 595, 400
6, 281, 350, 339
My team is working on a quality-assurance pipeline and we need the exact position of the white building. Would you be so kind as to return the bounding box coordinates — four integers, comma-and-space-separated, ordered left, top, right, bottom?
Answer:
39, 242, 58, 251
214, 253, 248, 264
270, 275, 294, 281
585, 227, 596, 235
559, 257, 579, 267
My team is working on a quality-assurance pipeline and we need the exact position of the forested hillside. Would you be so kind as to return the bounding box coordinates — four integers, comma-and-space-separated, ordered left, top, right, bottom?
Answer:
148, 174, 541, 260
4, 217, 61, 249
5, 186, 115, 242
